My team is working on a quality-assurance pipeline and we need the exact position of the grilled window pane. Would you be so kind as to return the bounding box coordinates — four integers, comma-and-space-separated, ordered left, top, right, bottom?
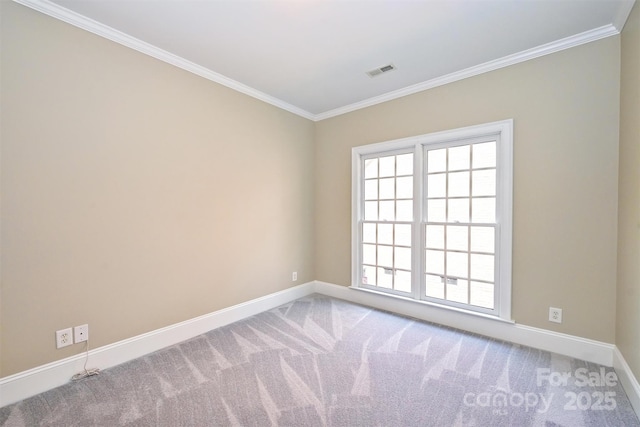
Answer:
472, 141, 496, 169
377, 267, 393, 288
472, 170, 496, 197
447, 251, 468, 279
448, 145, 470, 171
426, 225, 445, 249
447, 279, 468, 304
378, 245, 393, 267
396, 200, 413, 221
362, 223, 376, 243
363, 244, 376, 265
396, 176, 413, 199
448, 199, 470, 223
379, 156, 395, 177
395, 270, 412, 293
425, 250, 445, 275
363, 265, 376, 285
471, 254, 494, 282
472, 198, 495, 223
428, 173, 446, 198
471, 227, 494, 253
448, 171, 470, 197
395, 247, 412, 270
365, 158, 378, 178
470, 281, 494, 309
447, 225, 468, 251
428, 149, 447, 173
378, 223, 393, 245
396, 153, 413, 175
379, 201, 395, 221
364, 179, 378, 200
426, 274, 445, 299
364, 201, 378, 220
395, 224, 412, 247
379, 178, 395, 199
428, 199, 446, 222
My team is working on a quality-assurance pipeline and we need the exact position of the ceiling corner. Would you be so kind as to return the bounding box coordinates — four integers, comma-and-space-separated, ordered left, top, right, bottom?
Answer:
613, 0, 637, 32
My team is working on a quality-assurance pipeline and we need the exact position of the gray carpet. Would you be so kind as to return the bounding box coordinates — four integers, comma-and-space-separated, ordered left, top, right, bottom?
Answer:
1, 294, 638, 426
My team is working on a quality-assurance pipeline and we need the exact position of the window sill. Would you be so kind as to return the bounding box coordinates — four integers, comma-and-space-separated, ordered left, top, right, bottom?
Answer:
348, 285, 515, 325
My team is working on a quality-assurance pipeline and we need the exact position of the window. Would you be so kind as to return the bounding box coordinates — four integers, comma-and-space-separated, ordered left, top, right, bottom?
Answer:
361, 152, 414, 293
352, 120, 513, 320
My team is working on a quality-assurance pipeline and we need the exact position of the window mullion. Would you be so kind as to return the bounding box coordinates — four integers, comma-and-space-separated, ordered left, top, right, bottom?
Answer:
413, 143, 423, 301
468, 146, 473, 305
443, 148, 449, 301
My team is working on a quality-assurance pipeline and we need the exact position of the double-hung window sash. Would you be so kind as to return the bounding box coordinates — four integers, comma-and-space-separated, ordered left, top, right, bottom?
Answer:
352, 120, 513, 320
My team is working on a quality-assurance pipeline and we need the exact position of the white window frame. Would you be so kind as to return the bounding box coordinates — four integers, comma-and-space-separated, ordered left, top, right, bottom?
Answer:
352, 119, 513, 321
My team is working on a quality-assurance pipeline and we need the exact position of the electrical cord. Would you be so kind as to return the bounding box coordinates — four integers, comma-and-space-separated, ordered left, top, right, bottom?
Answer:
71, 340, 101, 381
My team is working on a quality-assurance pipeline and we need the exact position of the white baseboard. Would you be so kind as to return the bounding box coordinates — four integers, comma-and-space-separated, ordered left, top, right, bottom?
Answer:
614, 346, 640, 416
315, 281, 640, 419
2, 279, 638, 418
315, 281, 640, 420
0, 281, 316, 408
313, 281, 615, 365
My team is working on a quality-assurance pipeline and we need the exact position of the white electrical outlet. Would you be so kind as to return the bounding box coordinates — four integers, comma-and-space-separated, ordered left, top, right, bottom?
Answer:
292, 272, 298, 281
56, 328, 73, 349
549, 307, 563, 323
74, 324, 89, 343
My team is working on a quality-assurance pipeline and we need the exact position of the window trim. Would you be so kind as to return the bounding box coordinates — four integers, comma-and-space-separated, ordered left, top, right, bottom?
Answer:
352, 119, 513, 321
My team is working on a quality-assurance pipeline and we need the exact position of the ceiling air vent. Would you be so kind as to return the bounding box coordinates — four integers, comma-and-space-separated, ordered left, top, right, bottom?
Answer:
366, 64, 397, 78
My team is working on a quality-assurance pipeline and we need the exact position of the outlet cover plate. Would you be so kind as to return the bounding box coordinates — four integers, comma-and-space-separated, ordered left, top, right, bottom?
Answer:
549, 307, 563, 323
74, 324, 89, 343
56, 328, 73, 349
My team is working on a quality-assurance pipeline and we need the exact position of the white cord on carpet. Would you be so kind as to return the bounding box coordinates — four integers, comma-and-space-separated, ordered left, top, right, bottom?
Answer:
71, 340, 101, 381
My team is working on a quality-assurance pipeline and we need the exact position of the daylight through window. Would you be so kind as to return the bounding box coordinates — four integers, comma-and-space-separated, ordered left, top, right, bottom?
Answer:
352, 120, 513, 319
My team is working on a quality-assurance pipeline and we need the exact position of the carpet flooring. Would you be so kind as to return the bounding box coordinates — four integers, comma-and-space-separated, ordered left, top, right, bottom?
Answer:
1, 294, 638, 426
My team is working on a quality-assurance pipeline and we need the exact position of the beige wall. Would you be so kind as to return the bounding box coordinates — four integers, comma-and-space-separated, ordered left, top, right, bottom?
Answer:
617, 2, 640, 380
0, 2, 315, 376
0, 0, 633, 380
315, 36, 621, 343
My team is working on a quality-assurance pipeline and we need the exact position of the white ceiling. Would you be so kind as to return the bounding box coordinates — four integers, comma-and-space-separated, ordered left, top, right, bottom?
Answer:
18, 0, 636, 120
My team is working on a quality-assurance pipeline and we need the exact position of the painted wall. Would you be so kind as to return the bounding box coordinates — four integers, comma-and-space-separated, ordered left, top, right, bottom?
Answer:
315, 36, 621, 343
0, 2, 315, 376
617, 2, 640, 381
0, 0, 632, 380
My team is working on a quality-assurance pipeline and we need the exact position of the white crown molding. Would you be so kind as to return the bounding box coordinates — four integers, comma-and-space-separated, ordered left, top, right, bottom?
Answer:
315, 24, 620, 121
12, 0, 316, 121
13, 0, 624, 123
14, 0, 624, 123
613, 0, 637, 32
